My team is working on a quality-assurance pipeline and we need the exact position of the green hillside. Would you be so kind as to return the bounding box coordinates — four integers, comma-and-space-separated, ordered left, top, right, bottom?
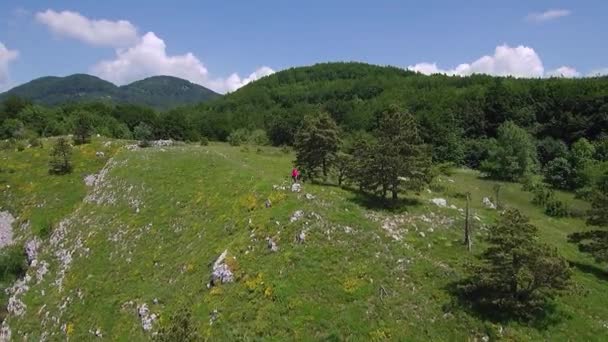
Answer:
1, 140, 607, 340
0, 75, 220, 110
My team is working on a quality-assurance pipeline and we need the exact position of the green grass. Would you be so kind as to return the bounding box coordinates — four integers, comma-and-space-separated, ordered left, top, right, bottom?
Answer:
2, 142, 608, 340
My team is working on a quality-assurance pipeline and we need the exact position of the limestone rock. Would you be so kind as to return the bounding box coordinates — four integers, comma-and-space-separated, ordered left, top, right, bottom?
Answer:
430, 198, 447, 208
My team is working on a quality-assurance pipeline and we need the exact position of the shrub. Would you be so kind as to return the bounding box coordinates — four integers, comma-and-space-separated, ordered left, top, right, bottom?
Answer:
250, 129, 270, 146
49, 137, 73, 175
544, 199, 569, 217
28, 137, 43, 148
154, 306, 200, 342
228, 129, 249, 146
0, 245, 27, 282
199, 136, 209, 146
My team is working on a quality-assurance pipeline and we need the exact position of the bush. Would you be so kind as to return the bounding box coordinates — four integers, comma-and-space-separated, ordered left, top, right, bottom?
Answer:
28, 137, 43, 148
49, 138, 73, 175
544, 157, 573, 189
544, 199, 569, 217
250, 129, 270, 146
154, 306, 200, 342
228, 129, 249, 146
199, 136, 209, 146
15, 141, 26, 152
0, 245, 27, 282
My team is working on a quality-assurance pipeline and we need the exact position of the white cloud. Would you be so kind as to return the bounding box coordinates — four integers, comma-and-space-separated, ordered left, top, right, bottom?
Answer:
546, 66, 580, 78
36, 9, 139, 47
526, 9, 571, 23
91, 32, 274, 93
408, 44, 544, 78
0, 42, 19, 90
215, 66, 276, 93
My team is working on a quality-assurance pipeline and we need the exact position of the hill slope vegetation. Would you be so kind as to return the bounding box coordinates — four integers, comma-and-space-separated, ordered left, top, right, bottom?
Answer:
0, 74, 220, 110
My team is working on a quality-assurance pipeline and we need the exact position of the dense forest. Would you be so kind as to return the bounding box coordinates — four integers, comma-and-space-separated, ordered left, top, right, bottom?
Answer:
2, 62, 608, 197
0, 74, 220, 110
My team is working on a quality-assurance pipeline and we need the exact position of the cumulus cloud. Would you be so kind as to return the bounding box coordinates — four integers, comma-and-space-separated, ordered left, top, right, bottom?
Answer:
215, 66, 276, 93
546, 66, 580, 78
0, 42, 19, 90
408, 44, 544, 78
36, 9, 139, 47
526, 9, 571, 23
91, 32, 274, 93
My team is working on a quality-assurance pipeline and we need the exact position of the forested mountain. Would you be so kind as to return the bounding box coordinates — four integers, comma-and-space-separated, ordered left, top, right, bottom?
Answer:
191, 62, 608, 150
0, 74, 220, 110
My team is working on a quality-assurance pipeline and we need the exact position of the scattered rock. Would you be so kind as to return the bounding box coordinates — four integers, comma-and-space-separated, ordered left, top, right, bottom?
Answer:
419, 232, 426, 238
296, 231, 306, 243
84, 174, 97, 187
430, 198, 447, 208
449, 204, 458, 210
209, 309, 219, 325
25, 238, 41, 264
89, 328, 103, 338
290, 210, 304, 223
305, 193, 315, 200
0, 211, 15, 248
265, 199, 272, 208
291, 183, 302, 193
267, 237, 278, 252
137, 303, 157, 332
343, 226, 353, 234
151, 139, 173, 147
95, 151, 105, 158
208, 250, 234, 287
482, 197, 496, 209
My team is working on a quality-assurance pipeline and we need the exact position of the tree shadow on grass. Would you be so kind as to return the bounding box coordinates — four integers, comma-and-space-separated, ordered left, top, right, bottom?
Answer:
347, 191, 422, 213
569, 260, 608, 282
444, 280, 568, 331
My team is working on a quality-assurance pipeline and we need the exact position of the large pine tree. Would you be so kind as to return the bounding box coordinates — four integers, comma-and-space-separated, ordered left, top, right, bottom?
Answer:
354, 107, 431, 201
293, 113, 340, 182
569, 171, 608, 265
461, 209, 571, 320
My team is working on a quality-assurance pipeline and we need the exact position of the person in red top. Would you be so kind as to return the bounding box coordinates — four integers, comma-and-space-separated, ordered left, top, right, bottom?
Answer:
291, 168, 300, 183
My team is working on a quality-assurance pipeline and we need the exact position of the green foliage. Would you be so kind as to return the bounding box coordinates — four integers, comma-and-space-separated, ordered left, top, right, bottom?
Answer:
351, 108, 431, 201
228, 128, 249, 146
73, 112, 93, 145
199, 136, 209, 146
544, 157, 573, 189
568, 172, 608, 264
0, 74, 219, 110
537, 137, 568, 166
134, 122, 153, 148
28, 137, 43, 148
594, 136, 608, 162
294, 113, 340, 181
154, 306, 201, 342
0, 245, 27, 282
480, 121, 538, 181
0, 119, 25, 139
459, 209, 571, 320
49, 138, 73, 175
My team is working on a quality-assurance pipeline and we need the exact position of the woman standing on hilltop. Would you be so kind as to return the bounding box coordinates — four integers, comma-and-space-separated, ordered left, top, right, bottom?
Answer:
292, 167, 300, 183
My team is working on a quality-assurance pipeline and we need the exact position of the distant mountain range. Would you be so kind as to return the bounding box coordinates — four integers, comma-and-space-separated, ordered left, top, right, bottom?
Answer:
0, 74, 221, 110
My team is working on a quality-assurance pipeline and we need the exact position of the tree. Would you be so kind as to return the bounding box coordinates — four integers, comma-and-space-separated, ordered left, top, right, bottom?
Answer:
569, 138, 596, 189
460, 209, 571, 320
134, 122, 153, 147
353, 108, 431, 201
480, 121, 538, 181
293, 113, 340, 181
544, 157, 573, 189
49, 138, 73, 175
0, 119, 25, 139
537, 137, 568, 166
73, 112, 93, 145
569, 171, 608, 265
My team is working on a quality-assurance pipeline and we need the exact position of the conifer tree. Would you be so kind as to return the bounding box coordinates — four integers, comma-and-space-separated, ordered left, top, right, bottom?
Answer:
293, 113, 340, 181
73, 112, 93, 145
461, 209, 571, 320
49, 137, 73, 175
569, 171, 608, 265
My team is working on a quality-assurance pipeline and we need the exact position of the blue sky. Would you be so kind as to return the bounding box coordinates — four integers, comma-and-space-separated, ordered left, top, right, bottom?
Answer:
0, 0, 606, 93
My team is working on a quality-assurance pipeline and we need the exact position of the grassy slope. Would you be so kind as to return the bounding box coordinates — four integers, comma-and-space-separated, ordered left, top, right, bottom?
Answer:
3, 143, 608, 340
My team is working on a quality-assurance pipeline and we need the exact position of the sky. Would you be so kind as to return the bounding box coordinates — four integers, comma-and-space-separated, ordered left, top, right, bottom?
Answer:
0, 0, 607, 93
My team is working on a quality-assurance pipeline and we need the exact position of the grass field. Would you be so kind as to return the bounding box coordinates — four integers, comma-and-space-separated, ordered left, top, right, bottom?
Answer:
1, 141, 607, 340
